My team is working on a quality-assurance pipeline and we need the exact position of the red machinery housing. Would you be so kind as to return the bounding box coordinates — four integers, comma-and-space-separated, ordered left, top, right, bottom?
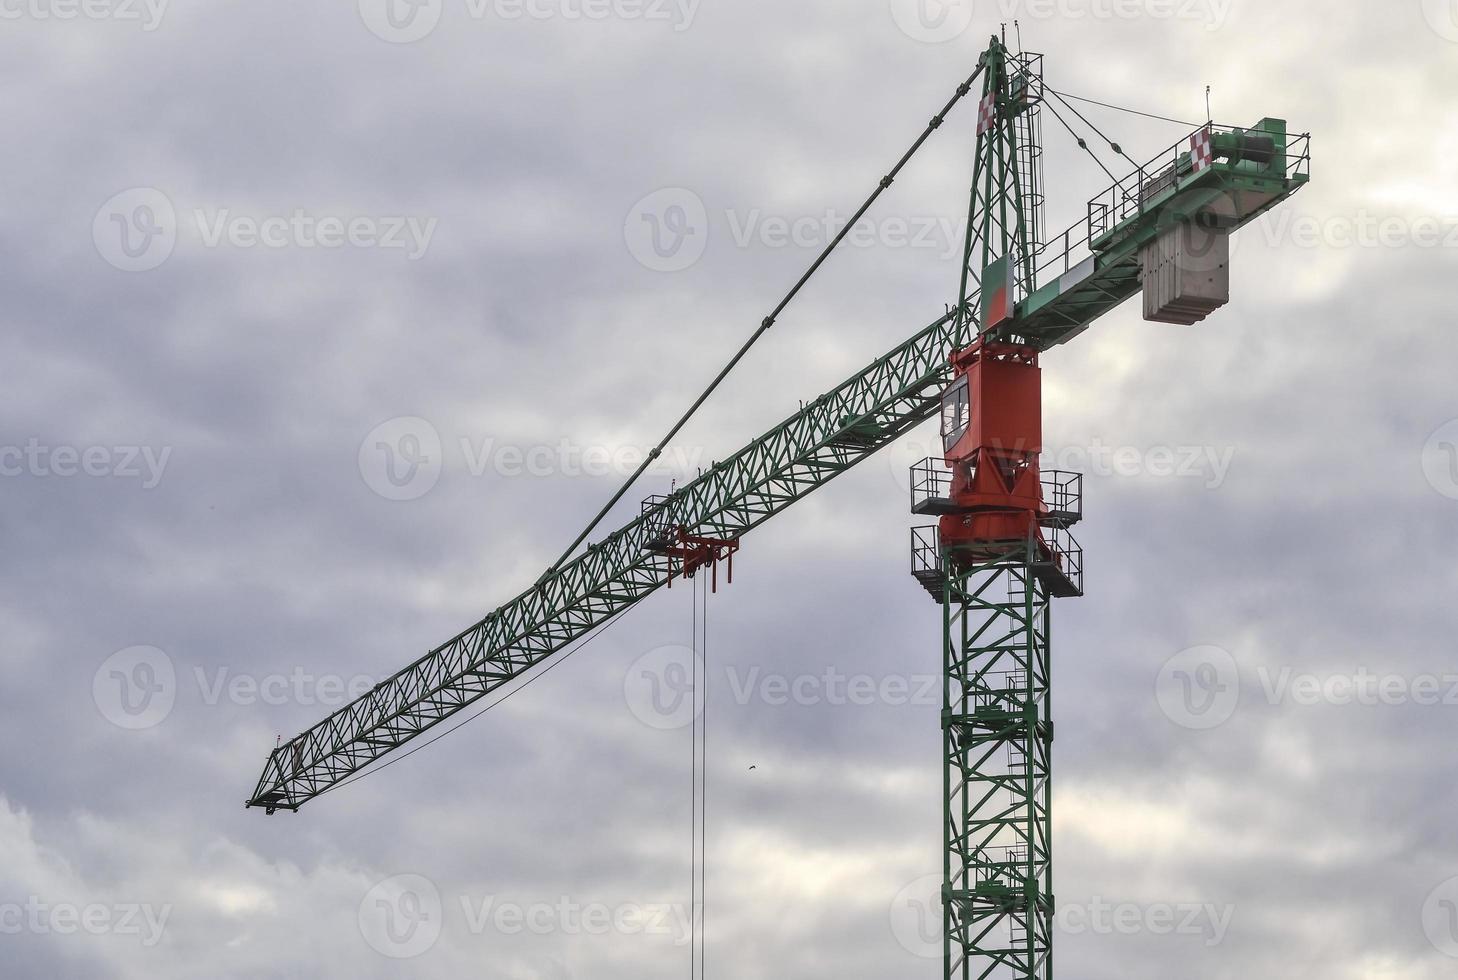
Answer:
937, 339, 1049, 556
909, 337, 1083, 599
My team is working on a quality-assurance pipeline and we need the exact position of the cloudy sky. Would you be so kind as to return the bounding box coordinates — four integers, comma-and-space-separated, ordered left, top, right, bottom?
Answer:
4, 0, 1457, 977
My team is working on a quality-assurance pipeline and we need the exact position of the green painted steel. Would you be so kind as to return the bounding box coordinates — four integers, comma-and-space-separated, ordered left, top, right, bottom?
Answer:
942, 39, 1057, 980
956, 39, 1042, 341
248, 306, 964, 812
248, 74, 1311, 980
244, 34, 1311, 979
941, 542, 1055, 980
1011, 118, 1310, 349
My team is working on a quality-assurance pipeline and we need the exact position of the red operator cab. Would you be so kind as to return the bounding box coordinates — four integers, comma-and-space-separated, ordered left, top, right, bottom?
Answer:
936, 338, 1063, 571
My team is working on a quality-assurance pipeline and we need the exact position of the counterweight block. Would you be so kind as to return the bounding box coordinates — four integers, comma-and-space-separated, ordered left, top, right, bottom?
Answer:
1141, 218, 1231, 325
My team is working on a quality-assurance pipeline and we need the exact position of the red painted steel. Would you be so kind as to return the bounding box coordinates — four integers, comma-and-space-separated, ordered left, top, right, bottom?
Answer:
937, 338, 1053, 563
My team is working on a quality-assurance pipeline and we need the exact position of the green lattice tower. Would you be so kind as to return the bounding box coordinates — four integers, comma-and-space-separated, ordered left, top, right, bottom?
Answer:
937, 33, 1055, 980
942, 539, 1055, 980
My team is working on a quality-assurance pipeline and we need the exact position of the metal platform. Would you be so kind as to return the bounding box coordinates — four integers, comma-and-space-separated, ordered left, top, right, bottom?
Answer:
909, 457, 1083, 527
1034, 523, 1083, 598
640, 494, 679, 552
911, 524, 1083, 601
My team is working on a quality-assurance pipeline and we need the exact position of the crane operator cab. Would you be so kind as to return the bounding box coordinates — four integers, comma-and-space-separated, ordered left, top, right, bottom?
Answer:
911, 336, 1083, 598
938, 338, 1046, 553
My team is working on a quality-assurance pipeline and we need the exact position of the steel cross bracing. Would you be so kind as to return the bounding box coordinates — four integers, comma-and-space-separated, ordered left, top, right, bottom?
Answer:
248, 307, 966, 812
935, 39, 1054, 980
247, 40, 1310, 816
941, 544, 1054, 980
954, 40, 1042, 339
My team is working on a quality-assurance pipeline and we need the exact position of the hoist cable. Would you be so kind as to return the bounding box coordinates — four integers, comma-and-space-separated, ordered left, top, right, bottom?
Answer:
686, 574, 711, 978
699, 579, 708, 980
689, 577, 699, 978
540, 60, 989, 581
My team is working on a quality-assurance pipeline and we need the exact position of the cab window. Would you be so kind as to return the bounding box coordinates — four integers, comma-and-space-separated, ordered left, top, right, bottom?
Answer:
941, 377, 970, 452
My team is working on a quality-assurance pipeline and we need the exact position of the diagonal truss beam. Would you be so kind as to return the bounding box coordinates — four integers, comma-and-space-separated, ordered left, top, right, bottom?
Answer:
247, 307, 966, 812
246, 52, 1308, 814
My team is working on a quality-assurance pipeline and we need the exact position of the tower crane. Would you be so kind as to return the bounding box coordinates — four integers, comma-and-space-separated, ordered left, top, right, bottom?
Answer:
246, 35, 1310, 980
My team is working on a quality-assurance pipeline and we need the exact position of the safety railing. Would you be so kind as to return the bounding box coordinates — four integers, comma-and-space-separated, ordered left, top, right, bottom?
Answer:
1027, 218, 1095, 289
1039, 522, 1083, 596
972, 844, 1031, 888
910, 516, 1082, 596
1040, 470, 1082, 525
909, 457, 951, 513
1019, 123, 1310, 303
970, 670, 1030, 714
908, 457, 1082, 525
640, 494, 679, 549
911, 524, 941, 578
1087, 124, 1313, 239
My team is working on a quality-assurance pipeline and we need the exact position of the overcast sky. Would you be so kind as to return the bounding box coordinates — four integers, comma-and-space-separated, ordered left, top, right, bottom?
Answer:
3, 1, 1457, 977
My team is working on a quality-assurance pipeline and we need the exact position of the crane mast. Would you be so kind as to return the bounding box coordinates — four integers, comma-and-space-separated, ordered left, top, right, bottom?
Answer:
916, 42, 1068, 977
914, 37, 1309, 978
246, 34, 1309, 980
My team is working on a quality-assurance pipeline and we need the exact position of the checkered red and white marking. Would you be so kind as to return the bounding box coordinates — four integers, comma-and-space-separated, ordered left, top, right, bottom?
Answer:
1190, 126, 1213, 172
976, 92, 996, 136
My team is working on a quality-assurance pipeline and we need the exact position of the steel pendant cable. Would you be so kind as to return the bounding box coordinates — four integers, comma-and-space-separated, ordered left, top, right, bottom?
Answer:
538, 60, 991, 583
1047, 89, 1201, 129
1040, 96, 1122, 185
1045, 86, 1143, 172
301, 55, 1202, 815
1006, 49, 1206, 206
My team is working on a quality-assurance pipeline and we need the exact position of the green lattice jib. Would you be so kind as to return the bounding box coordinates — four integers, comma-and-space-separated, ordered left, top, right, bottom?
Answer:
942, 544, 1053, 980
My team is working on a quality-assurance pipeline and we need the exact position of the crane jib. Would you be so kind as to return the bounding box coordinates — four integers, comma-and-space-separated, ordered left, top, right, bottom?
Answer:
247, 308, 963, 813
